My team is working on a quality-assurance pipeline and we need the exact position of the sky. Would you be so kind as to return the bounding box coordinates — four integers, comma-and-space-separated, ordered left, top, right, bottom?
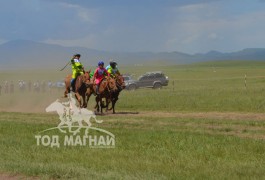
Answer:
1, 0, 265, 54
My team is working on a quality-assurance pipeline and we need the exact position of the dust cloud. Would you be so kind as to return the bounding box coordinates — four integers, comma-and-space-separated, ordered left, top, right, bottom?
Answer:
0, 69, 72, 113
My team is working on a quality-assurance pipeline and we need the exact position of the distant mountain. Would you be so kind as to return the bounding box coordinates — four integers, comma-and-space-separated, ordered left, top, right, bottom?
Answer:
0, 40, 265, 69
195, 48, 265, 62
0, 40, 109, 69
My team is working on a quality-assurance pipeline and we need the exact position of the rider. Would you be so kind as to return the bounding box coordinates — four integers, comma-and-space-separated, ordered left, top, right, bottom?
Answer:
92, 61, 110, 95
106, 61, 120, 78
70, 54, 84, 92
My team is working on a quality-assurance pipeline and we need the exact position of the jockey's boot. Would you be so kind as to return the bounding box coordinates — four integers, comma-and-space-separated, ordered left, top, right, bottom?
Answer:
71, 78, 76, 92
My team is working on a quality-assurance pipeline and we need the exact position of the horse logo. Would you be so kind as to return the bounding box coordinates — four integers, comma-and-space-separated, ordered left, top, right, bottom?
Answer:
44, 93, 102, 136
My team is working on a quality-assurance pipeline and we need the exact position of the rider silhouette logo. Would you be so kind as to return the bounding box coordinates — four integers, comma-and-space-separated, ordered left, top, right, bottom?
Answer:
35, 94, 115, 148
45, 94, 102, 135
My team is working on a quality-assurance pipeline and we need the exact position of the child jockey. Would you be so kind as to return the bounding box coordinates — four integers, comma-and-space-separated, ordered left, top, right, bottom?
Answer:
93, 61, 110, 95
106, 61, 120, 78
70, 54, 84, 92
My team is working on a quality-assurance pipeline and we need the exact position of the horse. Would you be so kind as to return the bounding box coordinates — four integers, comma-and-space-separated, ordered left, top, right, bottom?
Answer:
107, 74, 126, 114
64, 71, 91, 108
86, 76, 117, 114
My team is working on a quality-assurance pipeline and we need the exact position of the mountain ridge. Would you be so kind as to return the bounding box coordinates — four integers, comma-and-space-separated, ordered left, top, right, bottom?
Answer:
1, 40, 265, 69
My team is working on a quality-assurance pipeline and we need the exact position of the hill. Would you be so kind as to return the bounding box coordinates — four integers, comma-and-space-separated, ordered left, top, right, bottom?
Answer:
0, 40, 265, 69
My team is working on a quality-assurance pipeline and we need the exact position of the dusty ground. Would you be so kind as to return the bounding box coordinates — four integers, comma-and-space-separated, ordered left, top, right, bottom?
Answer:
0, 173, 39, 180
107, 111, 265, 121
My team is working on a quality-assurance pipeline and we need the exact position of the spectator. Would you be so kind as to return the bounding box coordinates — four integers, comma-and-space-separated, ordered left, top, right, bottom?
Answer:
28, 81, 32, 92
10, 81, 14, 94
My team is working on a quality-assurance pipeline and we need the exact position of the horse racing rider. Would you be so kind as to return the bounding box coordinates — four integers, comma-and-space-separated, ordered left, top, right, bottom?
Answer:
106, 61, 121, 78
92, 61, 110, 95
70, 54, 84, 92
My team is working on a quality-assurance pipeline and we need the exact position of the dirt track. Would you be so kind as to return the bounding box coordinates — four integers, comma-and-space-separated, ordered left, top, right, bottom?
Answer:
104, 111, 265, 140
0, 173, 38, 180
106, 111, 265, 121
1, 109, 265, 141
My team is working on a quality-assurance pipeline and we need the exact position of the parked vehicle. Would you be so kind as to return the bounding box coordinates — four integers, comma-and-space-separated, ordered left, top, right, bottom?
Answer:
123, 75, 137, 90
123, 71, 169, 90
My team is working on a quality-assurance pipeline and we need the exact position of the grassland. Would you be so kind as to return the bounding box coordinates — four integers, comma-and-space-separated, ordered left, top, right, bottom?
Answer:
1, 60, 265, 179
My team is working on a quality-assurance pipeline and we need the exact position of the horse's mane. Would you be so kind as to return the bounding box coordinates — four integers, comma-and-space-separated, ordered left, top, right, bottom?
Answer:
85, 70, 91, 74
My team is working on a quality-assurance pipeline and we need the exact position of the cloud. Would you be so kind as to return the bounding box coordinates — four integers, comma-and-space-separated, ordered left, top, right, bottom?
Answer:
0, 38, 7, 44
162, 1, 265, 53
59, 2, 98, 23
40, 0, 265, 53
208, 33, 218, 40
1, 0, 265, 53
43, 34, 97, 48
42, 0, 223, 9
0, 0, 99, 42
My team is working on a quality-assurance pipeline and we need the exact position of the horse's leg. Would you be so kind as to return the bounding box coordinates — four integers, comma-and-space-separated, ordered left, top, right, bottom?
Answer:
75, 93, 82, 108
82, 94, 87, 108
86, 89, 92, 108
105, 97, 109, 113
107, 96, 113, 111
64, 87, 69, 98
94, 97, 97, 109
99, 97, 104, 114
114, 96, 119, 114
81, 92, 86, 108
111, 98, 115, 114
95, 96, 99, 112
108, 92, 118, 113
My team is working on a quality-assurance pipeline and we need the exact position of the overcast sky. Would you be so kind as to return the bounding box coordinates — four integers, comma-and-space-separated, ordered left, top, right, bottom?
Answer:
1, 0, 265, 53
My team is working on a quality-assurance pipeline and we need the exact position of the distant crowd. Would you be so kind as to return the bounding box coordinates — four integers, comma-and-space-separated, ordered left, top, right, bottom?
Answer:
0, 80, 65, 95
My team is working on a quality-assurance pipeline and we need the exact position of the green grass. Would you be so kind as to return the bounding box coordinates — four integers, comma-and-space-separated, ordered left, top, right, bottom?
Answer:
1, 60, 265, 113
1, 112, 265, 179
1, 60, 265, 179
0, 61, 264, 111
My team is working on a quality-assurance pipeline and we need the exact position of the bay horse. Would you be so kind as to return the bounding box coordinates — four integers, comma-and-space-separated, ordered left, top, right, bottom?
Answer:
107, 74, 126, 114
64, 71, 91, 108
86, 76, 117, 113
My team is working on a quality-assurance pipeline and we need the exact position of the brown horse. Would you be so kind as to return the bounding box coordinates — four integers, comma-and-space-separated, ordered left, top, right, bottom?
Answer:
86, 76, 117, 113
107, 75, 126, 114
64, 71, 91, 108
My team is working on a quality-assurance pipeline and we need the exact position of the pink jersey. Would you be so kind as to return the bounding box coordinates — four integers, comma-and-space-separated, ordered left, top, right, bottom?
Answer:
94, 67, 109, 84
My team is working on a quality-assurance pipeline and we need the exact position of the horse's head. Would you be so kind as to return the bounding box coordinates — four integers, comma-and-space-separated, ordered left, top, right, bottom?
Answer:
97, 78, 107, 93
108, 77, 118, 91
116, 75, 126, 89
85, 71, 91, 79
